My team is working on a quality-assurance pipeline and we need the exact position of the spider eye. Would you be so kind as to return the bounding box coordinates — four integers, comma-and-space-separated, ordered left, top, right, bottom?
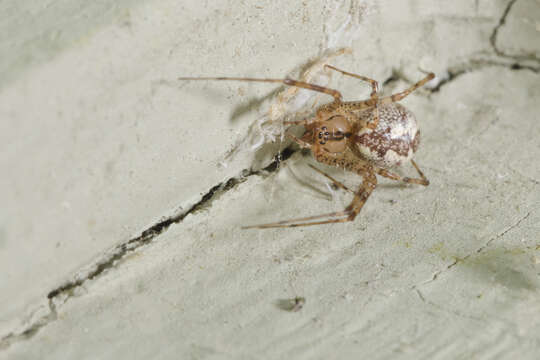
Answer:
317, 115, 351, 153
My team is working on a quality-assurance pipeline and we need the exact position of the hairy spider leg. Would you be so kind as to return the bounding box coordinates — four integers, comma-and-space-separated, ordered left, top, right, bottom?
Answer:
324, 65, 380, 130
331, 72, 435, 117
307, 164, 354, 194
178, 76, 343, 102
178, 75, 347, 142
380, 73, 435, 104
241, 172, 376, 229
241, 210, 351, 229
242, 140, 378, 228
179, 71, 434, 229
285, 133, 311, 149
375, 159, 430, 186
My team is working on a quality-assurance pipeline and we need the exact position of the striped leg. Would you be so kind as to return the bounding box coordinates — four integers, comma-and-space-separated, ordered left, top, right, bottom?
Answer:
324, 65, 380, 130
178, 76, 343, 102
375, 160, 429, 186
242, 169, 377, 229
380, 73, 435, 104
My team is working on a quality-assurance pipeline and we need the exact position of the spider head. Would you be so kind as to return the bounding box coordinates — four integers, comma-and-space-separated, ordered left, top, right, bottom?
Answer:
308, 115, 352, 153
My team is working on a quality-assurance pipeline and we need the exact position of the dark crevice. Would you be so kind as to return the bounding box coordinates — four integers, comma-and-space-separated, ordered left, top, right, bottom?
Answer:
384, 56, 538, 97
3, 1, 538, 349
427, 69, 466, 93
426, 57, 538, 94
382, 75, 398, 87
489, 0, 540, 65
380, 68, 419, 90
489, 0, 517, 58
48, 145, 295, 300
382, 70, 400, 87
1, 146, 296, 350
510, 63, 522, 70
428, 0, 539, 94
0, 300, 57, 350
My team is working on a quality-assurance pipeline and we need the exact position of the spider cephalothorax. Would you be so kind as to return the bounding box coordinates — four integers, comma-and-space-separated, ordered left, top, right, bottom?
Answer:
303, 114, 353, 153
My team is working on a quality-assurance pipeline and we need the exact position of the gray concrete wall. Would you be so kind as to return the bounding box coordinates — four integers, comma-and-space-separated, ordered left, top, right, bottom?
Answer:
1, 0, 539, 358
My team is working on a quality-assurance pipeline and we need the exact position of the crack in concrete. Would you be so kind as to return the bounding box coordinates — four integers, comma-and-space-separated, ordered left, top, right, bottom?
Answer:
489, 0, 540, 66
490, 0, 518, 58
2, 56, 534, 349
476, 211, 531, 253
413, 214, 534, 327
428, 0, 539, 93
0, 147, 295, 351
0, 300, 57, 351
414, 288, 426, 303
427, 69, 467, 93
412, 211, 532, 293
414, 288, 488, 323
338, 0, 540, 97
2, 2, 537, 350
47, 146, 295, 301
384, 57, 538, 97
428, 57, 539, 93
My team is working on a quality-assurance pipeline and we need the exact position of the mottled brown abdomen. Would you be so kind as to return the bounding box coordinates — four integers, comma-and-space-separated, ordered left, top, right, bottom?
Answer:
353, 103, 420, 168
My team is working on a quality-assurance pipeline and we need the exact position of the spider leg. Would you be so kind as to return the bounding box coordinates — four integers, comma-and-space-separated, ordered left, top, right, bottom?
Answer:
337, 72, 435, 116
242, 170, 377, 229
178, 76, 343, 102
410, 159, 429, 185
286, 133, 311, 149
380, 73, 435, 104
324, 65, 379, 97
375, 159, 429, 186
283, 118, 315, 126
241, 211, 351, 229
307, 164, 354, 194
324, 65, 380, 130
345, 170, 377, 221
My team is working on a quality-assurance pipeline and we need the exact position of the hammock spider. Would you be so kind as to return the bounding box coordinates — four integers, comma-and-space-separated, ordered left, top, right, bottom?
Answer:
179, 65, 434, 229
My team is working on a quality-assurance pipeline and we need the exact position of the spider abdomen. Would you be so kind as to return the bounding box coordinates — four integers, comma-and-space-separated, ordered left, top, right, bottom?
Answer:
353, 103, 420, 168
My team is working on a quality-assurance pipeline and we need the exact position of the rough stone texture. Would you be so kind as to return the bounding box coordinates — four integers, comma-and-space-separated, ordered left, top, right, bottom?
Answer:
1, 0, 539, 359
496, 0, 540, 59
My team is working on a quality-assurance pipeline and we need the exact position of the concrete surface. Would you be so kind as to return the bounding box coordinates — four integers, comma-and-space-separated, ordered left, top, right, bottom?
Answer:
1, 0, 539, 359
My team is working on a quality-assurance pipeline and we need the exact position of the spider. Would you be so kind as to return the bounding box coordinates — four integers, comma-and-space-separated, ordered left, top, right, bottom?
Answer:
179, 65, 434, 229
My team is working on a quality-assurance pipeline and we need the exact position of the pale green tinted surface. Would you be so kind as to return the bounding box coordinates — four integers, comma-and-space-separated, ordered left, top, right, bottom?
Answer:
1, 0, 539, 359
